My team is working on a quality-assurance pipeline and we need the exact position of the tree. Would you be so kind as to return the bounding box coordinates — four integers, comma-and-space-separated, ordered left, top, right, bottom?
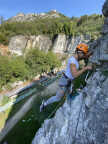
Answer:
25, 48, 61, 76
10, 56, 29, 80
77, 15, 88, 26
46, 51, 61, 69
0, 16, 4, 25
0, 56, 12, 87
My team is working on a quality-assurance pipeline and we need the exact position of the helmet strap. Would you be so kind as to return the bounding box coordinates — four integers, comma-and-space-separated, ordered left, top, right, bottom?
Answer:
77, 50, 85, 60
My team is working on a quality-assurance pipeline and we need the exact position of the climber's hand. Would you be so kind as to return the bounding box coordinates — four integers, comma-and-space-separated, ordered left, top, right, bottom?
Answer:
85, 65, 92, 70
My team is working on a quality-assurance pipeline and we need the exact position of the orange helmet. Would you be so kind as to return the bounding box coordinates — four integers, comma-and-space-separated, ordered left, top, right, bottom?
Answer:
76, 43, 88, 54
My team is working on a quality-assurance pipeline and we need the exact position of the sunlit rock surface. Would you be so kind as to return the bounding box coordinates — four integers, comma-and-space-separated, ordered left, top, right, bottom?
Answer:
32, 71, 108, 144
7, 11, 60, 22
32, 1, 108, 143
8, 34, 90, 55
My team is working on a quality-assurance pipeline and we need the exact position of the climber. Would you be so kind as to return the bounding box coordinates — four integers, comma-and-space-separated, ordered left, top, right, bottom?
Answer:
40, 43, 93, 112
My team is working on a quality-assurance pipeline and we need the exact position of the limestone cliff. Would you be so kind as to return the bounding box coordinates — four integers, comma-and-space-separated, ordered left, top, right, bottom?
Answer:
32, 72, 108, 144
32, 1, 108, 144
8, 34, 90, 55
7, 10, 60, 22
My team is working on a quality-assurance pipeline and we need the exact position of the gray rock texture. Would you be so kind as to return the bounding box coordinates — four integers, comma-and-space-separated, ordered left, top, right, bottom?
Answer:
52, 34, 90, 54
26, 35, 52, 52
89, 0, 108, 64
8, 35, 52, 55
8, 34, 90, 55
8, 11, 60, 22
32, 71, 108, 144
89, 34, 108, 64
102, 0, 108, 17
8, 35, 28, 55
102, 0, 108, 34
32, 1, 108, 143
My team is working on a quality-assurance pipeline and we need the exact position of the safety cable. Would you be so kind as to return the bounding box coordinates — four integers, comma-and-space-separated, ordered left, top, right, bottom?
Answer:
42, 69, 95, 143
67, 70, 92, 144
71, 66, 100, 144
67, 63, 99, 143
72, 93, 84, 144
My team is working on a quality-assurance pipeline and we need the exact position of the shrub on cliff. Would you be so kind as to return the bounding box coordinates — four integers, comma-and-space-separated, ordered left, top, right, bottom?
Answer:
46, 51, 61, 69
0, 32, 9, 45
0, 14, 104, 45
0, 56, 12, 86
10, 56, 29, 80
25, 48, 61, 76
0, 55, 29, 88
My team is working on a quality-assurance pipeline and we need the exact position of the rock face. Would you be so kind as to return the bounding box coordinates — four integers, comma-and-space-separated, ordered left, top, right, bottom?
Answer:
32, 71, 108, 144
26, 35, 52, 52
89, 34, 108, 65
32, 1, 108, 144
52, 34, 90, 54
102, 0, 108, 17
8, 34, 90, 55
9, 35, 52, 55
52, 35, 67, 53
8, 10, 60, 22
9, 35, 28, 55
89, 0, 108, 65
102, 0, 108, 34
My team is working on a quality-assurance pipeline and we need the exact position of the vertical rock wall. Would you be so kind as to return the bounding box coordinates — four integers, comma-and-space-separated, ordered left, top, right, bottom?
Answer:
32, 1, 108, 144
8, 34, 90, 55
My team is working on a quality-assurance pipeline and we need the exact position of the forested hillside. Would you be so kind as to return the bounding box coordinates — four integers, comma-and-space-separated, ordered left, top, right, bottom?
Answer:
0, 12, 104, 90
0, 13, 104, 45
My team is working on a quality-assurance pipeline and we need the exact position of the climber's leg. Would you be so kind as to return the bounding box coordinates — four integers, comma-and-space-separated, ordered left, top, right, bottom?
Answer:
44, 87, 66, 106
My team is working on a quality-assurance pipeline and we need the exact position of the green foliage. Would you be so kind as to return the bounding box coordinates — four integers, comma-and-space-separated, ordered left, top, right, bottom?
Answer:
10, 56, 29, 80
0, 48, 61, 88
25, 48, 47, 76
0, 14, 104, 45
1, 95, 9, 105
46, 51, 61, 69
0, 55, 29, 88
25, 48, 61, 76
0, 56, 12, 86
0, 16, 4, 24
0, 32, 9, 45
0, 13, 105, 89
102, 70, 108, 76
76, 14, 104, 39
77, 15, 88, 26
72, 70, 91, 94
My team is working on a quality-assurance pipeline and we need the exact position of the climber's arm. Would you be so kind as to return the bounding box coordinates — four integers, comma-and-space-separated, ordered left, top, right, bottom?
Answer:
70, 63, 92, 78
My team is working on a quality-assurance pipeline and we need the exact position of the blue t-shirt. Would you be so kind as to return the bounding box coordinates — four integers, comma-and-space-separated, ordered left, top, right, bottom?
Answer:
65, 56, 79, 80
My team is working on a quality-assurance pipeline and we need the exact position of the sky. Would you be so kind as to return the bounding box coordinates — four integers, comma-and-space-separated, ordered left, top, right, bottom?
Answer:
0, 0, 105, 20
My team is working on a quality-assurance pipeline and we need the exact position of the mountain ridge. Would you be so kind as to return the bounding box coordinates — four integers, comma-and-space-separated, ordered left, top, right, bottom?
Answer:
7, 10, 68, 22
